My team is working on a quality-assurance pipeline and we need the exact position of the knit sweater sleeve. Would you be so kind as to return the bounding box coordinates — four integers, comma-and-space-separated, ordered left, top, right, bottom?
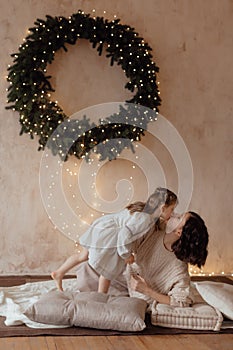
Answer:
153, 260, 194, 307
162, 252, 194, 307
152, 258, 194, 307
133, 229, 194, 307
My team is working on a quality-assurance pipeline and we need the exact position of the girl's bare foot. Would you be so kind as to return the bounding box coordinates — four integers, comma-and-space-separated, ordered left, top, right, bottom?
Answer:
51, 271, 64, 291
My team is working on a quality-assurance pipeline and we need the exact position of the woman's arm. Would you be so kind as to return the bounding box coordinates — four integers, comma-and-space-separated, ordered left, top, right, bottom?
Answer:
130, 275, 170, 305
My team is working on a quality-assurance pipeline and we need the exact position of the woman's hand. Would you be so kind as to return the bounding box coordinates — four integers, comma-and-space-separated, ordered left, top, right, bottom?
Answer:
130, 274, 150, 294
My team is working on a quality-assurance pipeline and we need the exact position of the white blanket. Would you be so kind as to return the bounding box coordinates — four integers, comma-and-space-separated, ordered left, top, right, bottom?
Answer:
0, 279, 78, 328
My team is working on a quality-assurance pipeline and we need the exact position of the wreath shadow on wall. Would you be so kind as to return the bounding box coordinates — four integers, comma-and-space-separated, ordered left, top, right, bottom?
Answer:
6, 10, 161, 161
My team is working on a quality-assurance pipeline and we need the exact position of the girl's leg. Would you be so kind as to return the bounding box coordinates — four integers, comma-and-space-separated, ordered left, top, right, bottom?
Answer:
98, 275, 111, 293
51, 246, 88, 291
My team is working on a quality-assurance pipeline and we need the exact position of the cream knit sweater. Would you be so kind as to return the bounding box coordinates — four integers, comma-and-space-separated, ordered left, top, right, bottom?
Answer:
126, 227, 194, 307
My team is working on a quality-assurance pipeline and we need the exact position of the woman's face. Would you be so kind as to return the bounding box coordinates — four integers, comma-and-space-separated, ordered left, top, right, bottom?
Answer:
165, 212, 191, 234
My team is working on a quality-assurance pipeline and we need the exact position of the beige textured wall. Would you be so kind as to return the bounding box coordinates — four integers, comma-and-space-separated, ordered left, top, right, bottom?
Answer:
0, 0, 232, 275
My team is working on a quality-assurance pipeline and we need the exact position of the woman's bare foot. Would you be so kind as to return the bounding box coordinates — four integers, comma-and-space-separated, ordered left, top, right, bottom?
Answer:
51, 271, 64, 291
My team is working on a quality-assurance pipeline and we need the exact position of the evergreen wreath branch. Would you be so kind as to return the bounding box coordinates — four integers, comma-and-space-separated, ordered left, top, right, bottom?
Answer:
6, 10, 161, 161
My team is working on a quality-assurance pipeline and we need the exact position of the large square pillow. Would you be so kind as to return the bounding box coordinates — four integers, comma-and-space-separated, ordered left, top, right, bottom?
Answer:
194, 281, 233, 320
24, 291, 147, 332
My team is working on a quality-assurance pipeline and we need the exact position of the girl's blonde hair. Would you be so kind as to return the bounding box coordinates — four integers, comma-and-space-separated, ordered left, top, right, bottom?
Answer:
126, 187, 177, 214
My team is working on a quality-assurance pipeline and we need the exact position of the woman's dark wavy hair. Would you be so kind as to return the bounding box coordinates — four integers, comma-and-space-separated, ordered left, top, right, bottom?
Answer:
171, 211, 209, 268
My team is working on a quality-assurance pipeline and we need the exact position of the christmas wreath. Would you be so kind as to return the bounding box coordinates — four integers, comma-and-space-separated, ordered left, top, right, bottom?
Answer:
6, 10, 161, 161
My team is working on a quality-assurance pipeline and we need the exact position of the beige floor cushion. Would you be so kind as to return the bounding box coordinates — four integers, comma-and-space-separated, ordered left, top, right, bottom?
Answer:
151, 302, 223, 331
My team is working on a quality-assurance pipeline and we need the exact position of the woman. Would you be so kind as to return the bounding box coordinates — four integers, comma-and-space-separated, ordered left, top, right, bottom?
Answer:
128, 211, 209, 306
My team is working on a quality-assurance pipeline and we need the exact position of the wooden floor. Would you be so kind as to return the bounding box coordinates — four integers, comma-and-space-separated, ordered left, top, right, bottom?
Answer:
0, 334, 233, 350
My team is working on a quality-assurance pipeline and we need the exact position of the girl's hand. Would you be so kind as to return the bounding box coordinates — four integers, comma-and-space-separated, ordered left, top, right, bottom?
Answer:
130, 274, 149, 294
124, 254, 134, 265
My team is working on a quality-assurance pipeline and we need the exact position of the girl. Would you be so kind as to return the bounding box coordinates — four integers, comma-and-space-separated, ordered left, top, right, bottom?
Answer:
51, 187, 177, 293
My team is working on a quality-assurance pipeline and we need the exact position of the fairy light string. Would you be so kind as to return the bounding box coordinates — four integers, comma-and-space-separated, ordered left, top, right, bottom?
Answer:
189, 266, 233, 277
5, 10, 161, 161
